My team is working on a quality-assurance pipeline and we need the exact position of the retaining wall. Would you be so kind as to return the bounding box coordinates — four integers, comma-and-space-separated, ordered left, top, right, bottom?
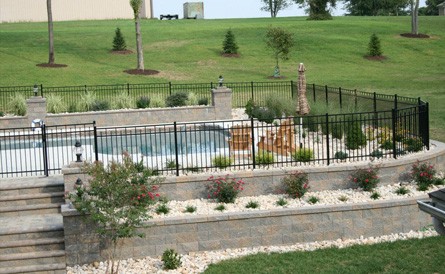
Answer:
62, 140, 445, 201
62, 196, 432, 266
0, 87, 232, 128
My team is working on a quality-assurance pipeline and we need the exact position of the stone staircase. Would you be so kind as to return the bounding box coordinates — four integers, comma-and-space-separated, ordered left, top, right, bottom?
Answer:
0, 176, 66, 274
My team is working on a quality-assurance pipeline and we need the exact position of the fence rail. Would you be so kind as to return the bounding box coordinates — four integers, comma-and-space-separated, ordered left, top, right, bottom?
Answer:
0, 102, 429, 178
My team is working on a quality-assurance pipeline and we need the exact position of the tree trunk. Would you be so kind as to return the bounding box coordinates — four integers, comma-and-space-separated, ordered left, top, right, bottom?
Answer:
411, 0, 419, 35
269, 0, 274, 18
47, 0, 55, 64
135, 15, 144, 70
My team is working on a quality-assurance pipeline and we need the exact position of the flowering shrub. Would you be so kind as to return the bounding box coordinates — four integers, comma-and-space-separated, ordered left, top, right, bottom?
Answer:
349, 166, 380, 191
206, 175, 245, 203
410, 161, 437, 191
281, 171, 310, 199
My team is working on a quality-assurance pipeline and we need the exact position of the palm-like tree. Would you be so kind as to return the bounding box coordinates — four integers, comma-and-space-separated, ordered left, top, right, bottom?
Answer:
130, 0, 144, 70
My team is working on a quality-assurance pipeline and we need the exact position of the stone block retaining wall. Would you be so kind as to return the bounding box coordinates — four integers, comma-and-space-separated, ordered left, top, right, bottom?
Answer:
0, 87, 232, 128
62, 196, 432, 266
134, 141, 445, 201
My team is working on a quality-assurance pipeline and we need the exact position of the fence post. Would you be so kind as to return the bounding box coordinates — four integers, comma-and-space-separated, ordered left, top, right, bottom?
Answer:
93, 121, 99, 162
391, 109, 397, 159
127, 83, 130, 96
173, 121, 180, 176
251, 81, 254, 102
325, 85, 328, 106
40, 84, 44, 97
339, 87, 342, 109
354, 89, 357, 110
84, 85, 87, 93
325, 113, 330, 166
313, 84, 316, 103
291, 80, 294, 99
394, 94, 398, 109
41, 124, 49, 176
251, 117, 256, 170
169, 82, 172, 96
419, 102, 430, 150
373, 92, 377, 112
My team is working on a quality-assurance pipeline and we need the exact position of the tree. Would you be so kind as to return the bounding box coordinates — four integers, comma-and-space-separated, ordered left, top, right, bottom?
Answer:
112, 27, 127, 51
265, 27, 295, 78
222, 29, 239, 54
261, 0, 293, 18
46, 0, 55, 64
344, 0, 409, 16
411, 0, 420, 35
368, 33, 382, 56
68, 154, 164, 273
293, 0, 337, 20
130, 0, 144, 70
419, 0, 440, 15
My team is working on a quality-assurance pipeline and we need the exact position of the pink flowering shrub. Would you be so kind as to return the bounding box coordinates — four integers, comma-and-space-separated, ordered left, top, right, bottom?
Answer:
411, 161, 437, 191
206, 175, 245, 203
281, 171, 310, 199
349, 166, 380, 191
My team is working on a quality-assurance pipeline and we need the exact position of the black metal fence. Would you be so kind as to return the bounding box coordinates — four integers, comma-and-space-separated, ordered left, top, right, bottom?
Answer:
0, 99, 429, 178
0, 81, 423, 115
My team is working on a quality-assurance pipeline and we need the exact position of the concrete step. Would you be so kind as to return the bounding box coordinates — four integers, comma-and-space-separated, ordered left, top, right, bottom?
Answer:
0, 215, 63, 242
0, 192, 65, 207
0, 202, 63, 217
0, 214, 66, 273
0, 263, 66, 274
0, 250, 66, 268
0, 176, 64, 197
0, 238, 65, 254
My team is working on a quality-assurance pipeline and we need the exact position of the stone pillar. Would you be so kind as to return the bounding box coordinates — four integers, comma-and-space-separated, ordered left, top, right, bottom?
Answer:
62, 162, 89, 203
26, 96, 47, 125
211, 86, 232, 120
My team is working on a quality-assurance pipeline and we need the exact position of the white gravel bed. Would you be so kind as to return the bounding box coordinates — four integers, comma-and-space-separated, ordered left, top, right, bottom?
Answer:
67, 229, 439, 274
67, 182, 443, 274
147, 183, 443, 219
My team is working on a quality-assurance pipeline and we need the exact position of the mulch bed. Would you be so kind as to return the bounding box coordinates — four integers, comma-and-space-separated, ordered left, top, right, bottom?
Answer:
400, 33, 430, 39
124, 69, 160, 75
111, 50, 133, 55
36, 63, 68, 68
364, 55, 387, 61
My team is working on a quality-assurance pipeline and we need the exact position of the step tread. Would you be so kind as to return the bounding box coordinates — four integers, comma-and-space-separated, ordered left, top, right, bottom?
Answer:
0, 214, 63, 236
0, 203, 63, 213
0, 250, 66, 261
0, 263, 66, 274
0, 238, 64, 249
0, 176, 64, 191
0, 192, 65, 202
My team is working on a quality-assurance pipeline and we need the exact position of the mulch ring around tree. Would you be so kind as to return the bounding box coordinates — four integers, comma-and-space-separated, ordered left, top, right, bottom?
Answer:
267, 75, 287, 80
364, 55, 387, 61
221, 53, 240, 58
124, 69, 160, 75
36, 63, 68, 68
111, 50, 133, 55
400, 33, 430, 39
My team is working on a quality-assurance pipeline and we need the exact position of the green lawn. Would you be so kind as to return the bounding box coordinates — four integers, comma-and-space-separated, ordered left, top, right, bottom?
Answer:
0, 16, 444, 140
204, 236, 445, 274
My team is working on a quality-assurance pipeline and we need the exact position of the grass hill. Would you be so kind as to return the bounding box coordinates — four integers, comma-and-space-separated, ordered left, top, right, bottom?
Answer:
0, 16, 444, 140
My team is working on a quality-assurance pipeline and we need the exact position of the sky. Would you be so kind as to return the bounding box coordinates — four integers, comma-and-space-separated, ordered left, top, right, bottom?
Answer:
154, 0, 427, 19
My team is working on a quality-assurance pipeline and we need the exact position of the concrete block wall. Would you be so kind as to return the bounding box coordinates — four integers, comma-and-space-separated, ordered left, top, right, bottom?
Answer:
0, 87, 233, 128
157, 141, 445, 201
62, 196, 433, 266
